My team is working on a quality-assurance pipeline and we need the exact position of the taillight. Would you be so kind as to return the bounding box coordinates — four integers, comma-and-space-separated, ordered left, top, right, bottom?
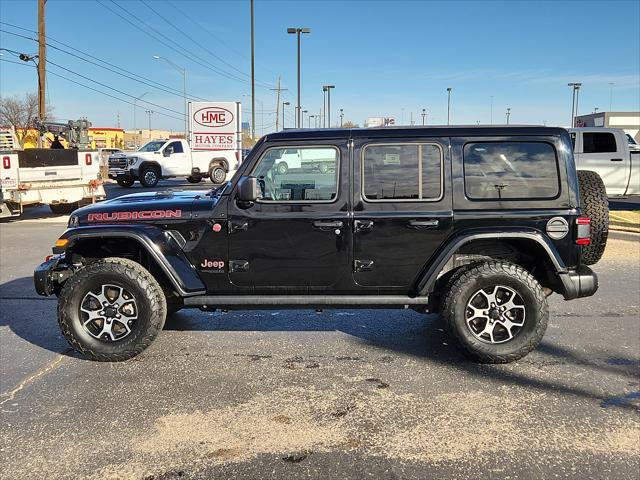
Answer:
2, 156, 10, 169
576, 217, 591, 245
235, 151, 240, 162
85, 153, 92, 165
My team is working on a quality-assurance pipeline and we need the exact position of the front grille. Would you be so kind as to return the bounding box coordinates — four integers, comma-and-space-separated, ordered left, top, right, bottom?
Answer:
109, 158, 127, 169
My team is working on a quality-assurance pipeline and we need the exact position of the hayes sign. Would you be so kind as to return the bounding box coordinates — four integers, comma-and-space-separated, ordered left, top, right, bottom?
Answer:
188, 101, 241, 151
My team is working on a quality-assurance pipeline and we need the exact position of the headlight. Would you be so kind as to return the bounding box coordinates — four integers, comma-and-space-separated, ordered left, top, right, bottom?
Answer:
128, 157, 138, 166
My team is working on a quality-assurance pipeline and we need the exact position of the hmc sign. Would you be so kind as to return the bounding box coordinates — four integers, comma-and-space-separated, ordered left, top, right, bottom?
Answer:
188, 101, 242, 151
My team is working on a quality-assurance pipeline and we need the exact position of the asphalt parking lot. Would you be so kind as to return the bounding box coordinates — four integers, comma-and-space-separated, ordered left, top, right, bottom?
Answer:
1, 180, 639, 479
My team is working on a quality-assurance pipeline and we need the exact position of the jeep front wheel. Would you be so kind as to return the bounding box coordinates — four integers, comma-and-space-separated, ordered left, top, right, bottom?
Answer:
140, 166, 160, 187
441, 261, 548, 363
58, 258, 167, 361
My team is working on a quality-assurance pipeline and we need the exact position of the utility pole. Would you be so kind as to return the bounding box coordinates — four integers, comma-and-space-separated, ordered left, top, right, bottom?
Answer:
446, 87, 452, 125
339, 108, 344, 127
250, 0, 255, 139
608, 82, 614, 112
287, 27, 310, 128
410, 111, 414, 126
421, 108, 426, 125
37, 0, 46, 147
271, 77, 287, 131
505, 107, 511, 125
309, 115, 314, 128
568, 82, 582, 127
282, 101, 289, 130
323, 85, 334, 127
302, 110, 308, 128
145, 110, 153, 131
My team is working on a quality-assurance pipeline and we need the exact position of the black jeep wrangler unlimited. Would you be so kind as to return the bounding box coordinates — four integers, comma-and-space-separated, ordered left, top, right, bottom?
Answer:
35, 126, 607, 363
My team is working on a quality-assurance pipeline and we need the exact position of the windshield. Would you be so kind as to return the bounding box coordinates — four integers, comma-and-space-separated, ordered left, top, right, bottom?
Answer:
138, 141, 166, 152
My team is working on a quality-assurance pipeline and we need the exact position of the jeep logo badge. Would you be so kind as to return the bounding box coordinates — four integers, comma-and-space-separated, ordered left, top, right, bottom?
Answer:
193, 107, 234, 128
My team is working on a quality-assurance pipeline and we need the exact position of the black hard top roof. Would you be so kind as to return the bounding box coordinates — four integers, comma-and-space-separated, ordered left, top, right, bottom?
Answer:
264, 125, 567, 141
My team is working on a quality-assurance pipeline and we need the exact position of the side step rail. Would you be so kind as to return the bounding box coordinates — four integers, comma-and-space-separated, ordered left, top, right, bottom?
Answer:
184, 295, 429, 307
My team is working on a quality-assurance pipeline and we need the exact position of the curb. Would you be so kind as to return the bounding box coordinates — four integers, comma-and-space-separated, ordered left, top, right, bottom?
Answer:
609, 230, 640, 242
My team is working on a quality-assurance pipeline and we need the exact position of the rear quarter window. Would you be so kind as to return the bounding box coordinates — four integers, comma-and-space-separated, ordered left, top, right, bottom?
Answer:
463, 142, 560, 200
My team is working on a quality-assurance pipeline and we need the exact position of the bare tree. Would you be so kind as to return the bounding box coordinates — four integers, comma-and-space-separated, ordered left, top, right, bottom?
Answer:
0, 93, 53, 148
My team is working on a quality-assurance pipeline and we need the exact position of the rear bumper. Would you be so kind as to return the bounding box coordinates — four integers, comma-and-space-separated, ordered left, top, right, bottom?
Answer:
558, 266, 598, 300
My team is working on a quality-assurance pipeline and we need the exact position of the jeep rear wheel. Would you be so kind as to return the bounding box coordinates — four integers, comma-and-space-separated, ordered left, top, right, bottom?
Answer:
58, 258, 166, 361
140, 166, 160, 188
441, 261, 548, 363
577, 170, 609, 265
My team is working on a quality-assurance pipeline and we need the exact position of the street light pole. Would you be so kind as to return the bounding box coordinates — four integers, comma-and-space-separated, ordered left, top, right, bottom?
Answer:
446, 87, 452, 125
287, 27, 310, 128
421, 108, 426, 125
490, 96, 494, 124
323, 85, 334, 127
308, 115, 314, 128
568, 82, 582, 127
608, 82, 614, 112
302, 110, 308, 128
339, 108, 344, 127
282, 101, 289, 130
153, 55, 187, 138
322, 86, 327, 128
505, 107, 511, 125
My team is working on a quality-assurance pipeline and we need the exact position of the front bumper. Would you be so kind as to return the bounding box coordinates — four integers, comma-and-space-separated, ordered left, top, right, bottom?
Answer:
108, 168, 137, 180
558, 266, 598, 300
34, 256, 71, 296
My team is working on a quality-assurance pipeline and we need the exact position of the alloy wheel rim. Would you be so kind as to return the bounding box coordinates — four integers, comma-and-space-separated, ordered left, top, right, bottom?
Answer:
80, 284, 138, 341
465, 285, 526, 344
144, 171, 157, 184
213, 168, 225, 183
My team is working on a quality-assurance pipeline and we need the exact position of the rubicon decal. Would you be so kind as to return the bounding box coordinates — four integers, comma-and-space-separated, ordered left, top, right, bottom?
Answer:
193, 106, 233, 128
87, 210, 182, 222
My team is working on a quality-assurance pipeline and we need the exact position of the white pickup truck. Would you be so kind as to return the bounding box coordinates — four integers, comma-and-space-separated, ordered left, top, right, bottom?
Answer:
569, 127, 639, 197
0, 146, 105, 218
108, 138, 240, 188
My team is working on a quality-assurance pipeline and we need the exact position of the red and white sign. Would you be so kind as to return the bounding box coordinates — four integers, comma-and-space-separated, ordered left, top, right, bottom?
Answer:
189, 101, 241, 152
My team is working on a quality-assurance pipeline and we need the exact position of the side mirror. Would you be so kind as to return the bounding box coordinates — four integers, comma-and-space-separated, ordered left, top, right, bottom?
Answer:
237, 176, 259, 203
163, 147, 173, 156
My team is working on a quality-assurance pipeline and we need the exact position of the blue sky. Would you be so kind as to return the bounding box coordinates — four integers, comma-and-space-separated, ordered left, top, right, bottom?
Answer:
1, 0, 639, 132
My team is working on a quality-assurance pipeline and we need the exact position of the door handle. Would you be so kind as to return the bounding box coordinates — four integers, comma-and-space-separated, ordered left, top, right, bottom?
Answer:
407, 219, 439, 229
354, 219, 374, 233
312, 220, 343, 229
229, 220, 249, 233
610, 158, 623, 162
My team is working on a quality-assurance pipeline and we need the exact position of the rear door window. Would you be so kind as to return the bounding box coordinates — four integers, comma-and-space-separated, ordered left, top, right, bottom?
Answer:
463, 142, 560, 200
583, 132, 617, 153
362, 143, 442, 201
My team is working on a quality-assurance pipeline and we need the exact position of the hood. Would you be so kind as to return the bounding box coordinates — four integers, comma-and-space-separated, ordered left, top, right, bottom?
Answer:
71, 190, 213, 226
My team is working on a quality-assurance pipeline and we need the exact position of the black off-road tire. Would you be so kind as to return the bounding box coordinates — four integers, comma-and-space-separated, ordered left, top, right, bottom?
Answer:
117, 177, 135, 188
441, 261, 548, 364
140, 166, 160, 188
577, 170, 609, 265
58, 258, 167, 361
187, 175, 202, 183
49, 202, 79, 215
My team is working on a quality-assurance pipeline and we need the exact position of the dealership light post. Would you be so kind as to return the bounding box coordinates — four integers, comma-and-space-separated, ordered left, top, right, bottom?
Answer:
323, 85, 334, 128
421, 108, 426, 125
446, 87, 452, 125
505, 107, 511, 125
287, 27, 310, 128
302, 110, 308, 128
309, 114, 315, 128
153, 55, 187, 138
339, 108, 344, 127
282, 101, 290, 130
568, 82, 582, 127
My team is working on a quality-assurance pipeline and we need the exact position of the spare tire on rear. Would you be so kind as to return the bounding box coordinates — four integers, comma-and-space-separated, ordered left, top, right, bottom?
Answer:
577, 170, 609, 265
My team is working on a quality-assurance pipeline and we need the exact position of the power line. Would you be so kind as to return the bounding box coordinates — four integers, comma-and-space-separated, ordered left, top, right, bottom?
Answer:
0, 58, 184, 121
97, 0, 273, 88
0, 26, 209, 102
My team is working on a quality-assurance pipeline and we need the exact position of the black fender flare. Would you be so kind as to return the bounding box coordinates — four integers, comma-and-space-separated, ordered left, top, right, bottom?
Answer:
54, 224, 205, 297
414, 229, 567, 296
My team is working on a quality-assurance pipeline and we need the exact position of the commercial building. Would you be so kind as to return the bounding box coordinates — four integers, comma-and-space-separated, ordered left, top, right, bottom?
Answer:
88, 127, 125, 150
575, 112, 640, 142
123, 129, 185, 150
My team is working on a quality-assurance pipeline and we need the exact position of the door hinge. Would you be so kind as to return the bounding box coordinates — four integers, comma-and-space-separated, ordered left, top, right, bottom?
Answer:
229, 260, 249, 273
354, 259, 374, 272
